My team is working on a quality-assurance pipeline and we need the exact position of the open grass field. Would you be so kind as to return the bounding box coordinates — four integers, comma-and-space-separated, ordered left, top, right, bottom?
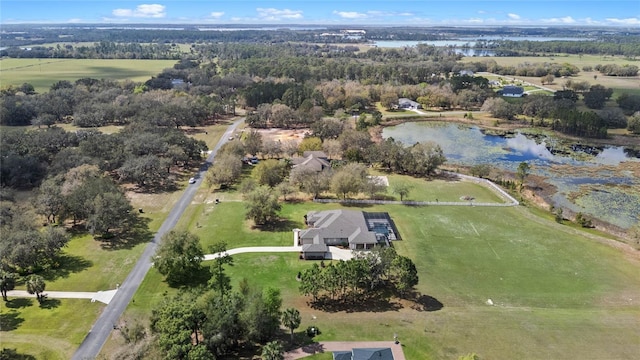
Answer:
0, 58, 177, 93
100, 172, 640, 359
461, 54, 640, 97
223, 203, 640, 360
0, 299, 104, 360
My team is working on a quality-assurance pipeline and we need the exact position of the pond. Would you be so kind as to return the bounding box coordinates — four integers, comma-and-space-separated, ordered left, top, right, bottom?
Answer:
383, 122, 640, 229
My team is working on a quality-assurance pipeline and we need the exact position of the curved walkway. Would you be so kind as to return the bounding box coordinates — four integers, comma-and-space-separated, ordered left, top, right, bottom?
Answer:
284, 341, 406, 360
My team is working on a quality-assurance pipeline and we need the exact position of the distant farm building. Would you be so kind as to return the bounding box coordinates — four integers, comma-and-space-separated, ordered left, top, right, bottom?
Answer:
398, 98, 421, 110
500, 85, 525, 97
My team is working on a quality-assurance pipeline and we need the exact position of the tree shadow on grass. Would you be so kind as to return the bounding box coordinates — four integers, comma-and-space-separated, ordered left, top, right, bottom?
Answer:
0, 348, 36, 360
435, 172, 461, 182
252, 218, 300, 232
5, 298, 33, 309
166, 267, 212, 289
0, 311, 24, 331
38, 297, 61, 309
40, 254, 93, 282
339, 202, 374, 208
98, 216, 153, 251
407, 291, 444, 312
309, 296, 403, 313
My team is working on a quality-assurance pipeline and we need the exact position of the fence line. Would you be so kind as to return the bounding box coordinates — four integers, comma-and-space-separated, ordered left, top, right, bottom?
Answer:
314, 172, 519, 207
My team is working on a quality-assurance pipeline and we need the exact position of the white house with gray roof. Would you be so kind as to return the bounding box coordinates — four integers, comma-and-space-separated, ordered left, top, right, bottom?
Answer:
295, 210, 399, 260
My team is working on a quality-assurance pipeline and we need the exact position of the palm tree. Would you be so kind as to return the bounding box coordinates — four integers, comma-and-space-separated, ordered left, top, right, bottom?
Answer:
261, 340, 284, 360
281, 308, 301, 344
26, 275, 46, 303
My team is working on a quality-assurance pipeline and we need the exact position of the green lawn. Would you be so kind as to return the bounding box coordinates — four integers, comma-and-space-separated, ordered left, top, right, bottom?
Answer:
4, 164, 639, 360
214, 203, 640, 360
0, 299, 103, 360
102, 174, 640, 359
0, 58, 177, 93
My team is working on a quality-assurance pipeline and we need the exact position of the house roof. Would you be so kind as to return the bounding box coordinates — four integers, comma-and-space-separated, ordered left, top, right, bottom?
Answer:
502, 85, 524, 95
398, 98, 419, 107
303, 151, 328, 159
292, 152, 331, 172
353, 348, 394, 360
333, 348, 394, 360
302, 243, 328, 252
300, 210, 378, 245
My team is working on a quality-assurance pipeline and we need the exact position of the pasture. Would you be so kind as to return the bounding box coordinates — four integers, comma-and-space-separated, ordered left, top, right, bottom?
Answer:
221, 203, 640, 359
0, 58, 176, 92
461, 54, 640, 96
103, 174, 640, 359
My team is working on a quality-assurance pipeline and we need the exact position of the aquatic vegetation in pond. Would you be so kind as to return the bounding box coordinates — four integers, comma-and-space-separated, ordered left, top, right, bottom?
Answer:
383, 122, 640, 228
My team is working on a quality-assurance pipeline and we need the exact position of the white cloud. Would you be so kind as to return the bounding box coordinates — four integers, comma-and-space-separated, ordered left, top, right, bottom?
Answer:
478, 10, 486, 14
112, 4, 166, 18
507, 13, 520, 20
333, 11, 368, 19
541, 16, 576, 24
209, 12, 225, 19
606, 17, 640, 25
256, 8, 303, 20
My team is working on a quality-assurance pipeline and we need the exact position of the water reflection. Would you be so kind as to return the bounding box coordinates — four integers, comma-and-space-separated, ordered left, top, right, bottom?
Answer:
594, 147, 631, 165
505, 134, 555, 161
383, 122, 640, 229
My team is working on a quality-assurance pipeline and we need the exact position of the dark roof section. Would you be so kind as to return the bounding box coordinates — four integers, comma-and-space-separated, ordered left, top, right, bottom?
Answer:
501, 85, 524, 95
333, 348, 395, 360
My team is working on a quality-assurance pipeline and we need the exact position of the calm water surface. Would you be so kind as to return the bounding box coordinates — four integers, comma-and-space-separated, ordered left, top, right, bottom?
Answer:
383, 122, 640, 229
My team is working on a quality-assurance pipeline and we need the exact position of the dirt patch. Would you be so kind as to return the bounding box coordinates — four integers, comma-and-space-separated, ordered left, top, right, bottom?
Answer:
257, 128, 310, 144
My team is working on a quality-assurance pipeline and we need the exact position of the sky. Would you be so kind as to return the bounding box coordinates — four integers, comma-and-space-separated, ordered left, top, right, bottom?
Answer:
1, 0, 639, 27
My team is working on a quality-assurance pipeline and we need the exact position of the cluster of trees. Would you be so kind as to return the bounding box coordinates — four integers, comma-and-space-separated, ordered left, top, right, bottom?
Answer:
1, 41, 182, 60
0, 74, 237, 128
479, 86, 629, 138
476, 37, 640, 57
595, 64, 639, 77
299, 247, 419, 305
150, 233, 299, 359
0, 192, 69, 272
464, 59, 580, 78
1, 123, 206, 191
205, 128, 446, 208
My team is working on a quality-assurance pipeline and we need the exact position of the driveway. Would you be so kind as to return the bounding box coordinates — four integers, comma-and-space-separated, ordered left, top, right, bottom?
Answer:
6, 289, 117, 304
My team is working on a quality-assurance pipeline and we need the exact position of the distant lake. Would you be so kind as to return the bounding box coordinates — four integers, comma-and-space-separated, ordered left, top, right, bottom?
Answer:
372, 37, 593, 56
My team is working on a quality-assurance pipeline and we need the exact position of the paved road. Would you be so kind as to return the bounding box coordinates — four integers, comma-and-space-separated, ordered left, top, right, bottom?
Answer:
72, 118, 244, 360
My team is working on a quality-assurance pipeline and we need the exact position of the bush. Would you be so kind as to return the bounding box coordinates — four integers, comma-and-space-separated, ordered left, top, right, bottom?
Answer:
575, 212, 593, 228
306, 326, 321, 338
554, 207, 564, 224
